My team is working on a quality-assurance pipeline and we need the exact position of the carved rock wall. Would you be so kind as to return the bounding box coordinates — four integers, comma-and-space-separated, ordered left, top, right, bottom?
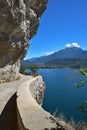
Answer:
0, 0, 48, 81
30, 76, 45, 105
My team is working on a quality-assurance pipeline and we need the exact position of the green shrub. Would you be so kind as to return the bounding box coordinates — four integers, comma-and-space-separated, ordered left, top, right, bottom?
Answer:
20, 66, 25, 73
29, 64, 40, 76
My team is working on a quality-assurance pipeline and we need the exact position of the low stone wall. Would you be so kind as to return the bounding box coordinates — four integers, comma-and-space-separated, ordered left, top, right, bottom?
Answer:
16, 76, 65, 130
30, 76, 45, 105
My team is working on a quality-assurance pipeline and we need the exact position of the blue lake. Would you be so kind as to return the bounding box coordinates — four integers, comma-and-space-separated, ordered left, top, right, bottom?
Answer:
38, 68, 87, 121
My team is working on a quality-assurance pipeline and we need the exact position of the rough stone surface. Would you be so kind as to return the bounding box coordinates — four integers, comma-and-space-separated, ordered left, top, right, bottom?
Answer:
0, 0, 48, 81
30, 76, 45, 105
0, 59, 20, 82
30, 0, 48, 38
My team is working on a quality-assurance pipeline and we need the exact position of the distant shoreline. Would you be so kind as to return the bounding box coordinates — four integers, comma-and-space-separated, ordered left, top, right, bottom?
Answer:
24, 66, 87, 70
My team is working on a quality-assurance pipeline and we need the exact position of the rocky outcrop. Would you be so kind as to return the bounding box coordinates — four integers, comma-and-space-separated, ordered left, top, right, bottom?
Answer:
0, 0, 48, 81
30, 0, 48, 38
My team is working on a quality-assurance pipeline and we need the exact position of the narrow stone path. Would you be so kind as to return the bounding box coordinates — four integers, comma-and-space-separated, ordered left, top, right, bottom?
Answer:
17, 77, 66, 130
0, 74, 32, 130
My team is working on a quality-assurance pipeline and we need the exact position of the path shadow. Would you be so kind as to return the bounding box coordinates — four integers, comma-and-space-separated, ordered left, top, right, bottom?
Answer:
0, 93, 18, 130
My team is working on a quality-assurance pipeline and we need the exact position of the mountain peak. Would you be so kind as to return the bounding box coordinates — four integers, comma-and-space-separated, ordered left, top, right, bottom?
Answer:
23, 47, 87, 66
65, 47, 82, 50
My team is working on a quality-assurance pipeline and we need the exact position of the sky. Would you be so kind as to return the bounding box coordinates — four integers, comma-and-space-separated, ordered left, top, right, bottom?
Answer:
24, 0, 87, 59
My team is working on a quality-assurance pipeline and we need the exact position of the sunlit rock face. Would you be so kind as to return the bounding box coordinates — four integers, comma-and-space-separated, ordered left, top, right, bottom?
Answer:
30, 0, 48, 38
0, 0, 48, 81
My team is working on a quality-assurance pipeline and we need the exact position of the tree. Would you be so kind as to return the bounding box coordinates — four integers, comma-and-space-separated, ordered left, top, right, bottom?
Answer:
20, 66, 25, 74
29, 64, 40, 77
76, 69, 87, 112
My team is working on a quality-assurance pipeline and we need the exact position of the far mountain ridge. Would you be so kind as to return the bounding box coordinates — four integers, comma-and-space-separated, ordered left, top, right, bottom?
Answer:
23, 47, 87, 68
30, 47, 83, 61
44, 58, 86, 68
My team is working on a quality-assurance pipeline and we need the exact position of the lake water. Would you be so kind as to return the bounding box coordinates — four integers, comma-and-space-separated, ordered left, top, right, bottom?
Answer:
26, 68, 87, 121
38, 68, 87, 121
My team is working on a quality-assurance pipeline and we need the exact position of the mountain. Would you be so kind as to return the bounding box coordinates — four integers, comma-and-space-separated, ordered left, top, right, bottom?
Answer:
23, 47, 87, 68
44, 58, 86, 68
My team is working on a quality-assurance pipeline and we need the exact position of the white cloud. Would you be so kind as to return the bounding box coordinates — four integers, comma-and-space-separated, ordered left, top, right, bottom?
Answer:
44, 51, 54, 56
65, 42, 80, 48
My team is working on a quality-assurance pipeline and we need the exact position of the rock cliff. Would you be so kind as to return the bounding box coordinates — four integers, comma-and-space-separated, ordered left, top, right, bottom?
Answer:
0, 0, 48, 81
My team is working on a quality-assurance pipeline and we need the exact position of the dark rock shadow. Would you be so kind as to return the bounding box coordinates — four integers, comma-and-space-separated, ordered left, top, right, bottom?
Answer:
0, 93, 18, 130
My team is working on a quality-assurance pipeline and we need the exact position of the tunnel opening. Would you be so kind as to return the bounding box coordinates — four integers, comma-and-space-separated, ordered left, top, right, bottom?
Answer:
0, 93, 18, 130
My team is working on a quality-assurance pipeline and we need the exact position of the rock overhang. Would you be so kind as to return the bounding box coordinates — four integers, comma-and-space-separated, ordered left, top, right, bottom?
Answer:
0, 0, 48, 81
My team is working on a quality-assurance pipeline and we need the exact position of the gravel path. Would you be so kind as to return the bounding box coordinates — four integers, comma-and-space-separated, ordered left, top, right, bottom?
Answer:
0, 74, 32, 130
